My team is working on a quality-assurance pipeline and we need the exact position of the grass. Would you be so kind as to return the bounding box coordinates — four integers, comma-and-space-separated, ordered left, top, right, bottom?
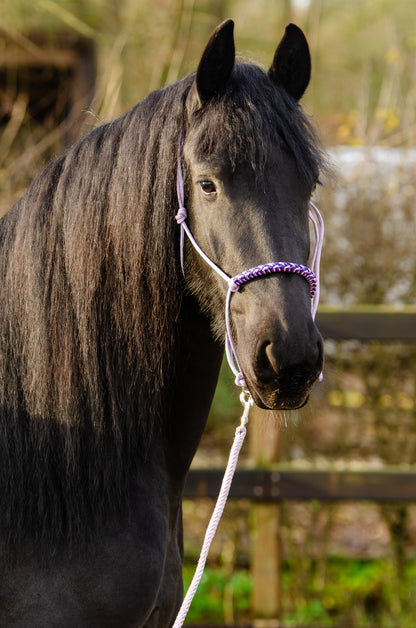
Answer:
183, 558, 416, 626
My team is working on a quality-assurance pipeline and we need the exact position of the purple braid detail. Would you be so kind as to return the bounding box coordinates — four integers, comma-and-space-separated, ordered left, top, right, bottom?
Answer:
229, 262, 317, 298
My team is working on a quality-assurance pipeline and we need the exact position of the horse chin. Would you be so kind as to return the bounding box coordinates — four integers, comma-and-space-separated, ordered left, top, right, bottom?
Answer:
248, 384, 310, 412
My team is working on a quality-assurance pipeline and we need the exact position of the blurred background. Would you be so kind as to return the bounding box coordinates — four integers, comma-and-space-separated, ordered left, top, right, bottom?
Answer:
1, 0, 416, 625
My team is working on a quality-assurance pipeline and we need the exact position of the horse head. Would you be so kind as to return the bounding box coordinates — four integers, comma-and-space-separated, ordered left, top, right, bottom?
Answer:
180, 20, 324, 410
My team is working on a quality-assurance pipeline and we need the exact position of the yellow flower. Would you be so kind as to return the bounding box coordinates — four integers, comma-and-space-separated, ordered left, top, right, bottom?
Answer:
327, 390, 365, 408
337, 124, 351, 141
375, 108, 399, 134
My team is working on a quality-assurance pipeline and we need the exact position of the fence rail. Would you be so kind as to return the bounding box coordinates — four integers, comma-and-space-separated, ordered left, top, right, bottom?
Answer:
185, 468, 416, 502
316, 305, 416, 341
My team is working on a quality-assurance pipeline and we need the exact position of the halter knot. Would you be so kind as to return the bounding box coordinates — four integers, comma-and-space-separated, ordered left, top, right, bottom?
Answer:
228, 278, 240, 293
175, 206, 187, 224
234, 372, 246, 387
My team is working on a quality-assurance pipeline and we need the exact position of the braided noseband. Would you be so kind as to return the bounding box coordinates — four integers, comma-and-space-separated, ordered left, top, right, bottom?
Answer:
175, 131, 324, 387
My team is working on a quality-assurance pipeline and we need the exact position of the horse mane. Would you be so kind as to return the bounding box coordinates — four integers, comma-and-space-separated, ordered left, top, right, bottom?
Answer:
0, 76, 191, 554
0, 61, 325, 556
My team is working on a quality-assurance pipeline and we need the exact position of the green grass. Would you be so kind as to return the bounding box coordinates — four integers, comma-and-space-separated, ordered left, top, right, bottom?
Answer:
183, 566, 251, 624
183, 558, 416, 626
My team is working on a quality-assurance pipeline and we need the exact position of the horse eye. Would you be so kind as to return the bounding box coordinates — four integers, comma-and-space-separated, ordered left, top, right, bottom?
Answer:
200, 180, 216, 195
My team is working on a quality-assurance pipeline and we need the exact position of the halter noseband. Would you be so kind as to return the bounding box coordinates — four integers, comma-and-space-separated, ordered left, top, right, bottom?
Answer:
175, 132, 324, 388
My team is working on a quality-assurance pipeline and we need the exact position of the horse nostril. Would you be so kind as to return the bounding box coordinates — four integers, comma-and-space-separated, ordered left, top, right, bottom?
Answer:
256, 341, 279, 383
256, 336, 323, 386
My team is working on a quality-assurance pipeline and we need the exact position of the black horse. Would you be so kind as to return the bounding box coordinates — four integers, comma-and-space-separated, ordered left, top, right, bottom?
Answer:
0, 20, 325, 627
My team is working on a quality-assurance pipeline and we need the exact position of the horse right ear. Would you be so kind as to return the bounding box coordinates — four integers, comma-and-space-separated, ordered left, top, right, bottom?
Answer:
268, 23, 311, 101
188, 19, 235, 111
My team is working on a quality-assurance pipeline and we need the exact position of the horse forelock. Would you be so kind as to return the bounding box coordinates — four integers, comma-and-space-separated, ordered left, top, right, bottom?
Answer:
187, 62, 326, 187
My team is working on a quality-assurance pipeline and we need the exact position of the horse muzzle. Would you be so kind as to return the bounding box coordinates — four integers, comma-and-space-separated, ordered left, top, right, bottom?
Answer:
237, 322, 324, 411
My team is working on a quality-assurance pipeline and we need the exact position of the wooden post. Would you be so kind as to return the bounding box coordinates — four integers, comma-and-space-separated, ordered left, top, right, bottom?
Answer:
250, 407, 282, 627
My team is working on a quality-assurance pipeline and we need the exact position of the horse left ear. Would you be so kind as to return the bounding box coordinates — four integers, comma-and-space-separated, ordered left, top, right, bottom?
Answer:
191, 19, 235, 109
268, 23, 311, 101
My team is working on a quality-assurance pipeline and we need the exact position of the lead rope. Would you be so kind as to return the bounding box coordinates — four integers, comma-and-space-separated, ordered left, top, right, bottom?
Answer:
172, 390, 253, 628
173, 132, 324, 627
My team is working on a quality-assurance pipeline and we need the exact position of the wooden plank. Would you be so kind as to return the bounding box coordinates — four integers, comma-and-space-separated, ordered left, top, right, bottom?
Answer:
316, 306, 416, 341
184, 469, 416, 502
249, 407, 281, 621
251, 504, 281, 621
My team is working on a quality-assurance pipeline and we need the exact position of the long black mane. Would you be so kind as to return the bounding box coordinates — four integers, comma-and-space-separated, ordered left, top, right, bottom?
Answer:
0, 62, 325, 555
0, 76, 190, 554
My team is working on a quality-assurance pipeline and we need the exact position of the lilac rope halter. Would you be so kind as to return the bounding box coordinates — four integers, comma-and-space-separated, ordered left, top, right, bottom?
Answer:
175, 132, 324, 388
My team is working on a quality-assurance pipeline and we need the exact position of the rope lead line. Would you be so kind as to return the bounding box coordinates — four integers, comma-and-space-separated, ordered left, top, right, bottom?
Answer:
172, 391, 254, 628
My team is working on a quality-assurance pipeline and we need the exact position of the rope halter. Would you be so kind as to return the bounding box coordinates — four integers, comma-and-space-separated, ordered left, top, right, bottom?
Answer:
175, 131, 324, 388
173, 130, 324, 628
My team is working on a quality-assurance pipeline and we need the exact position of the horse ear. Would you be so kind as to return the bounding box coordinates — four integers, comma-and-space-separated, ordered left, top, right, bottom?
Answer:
193, 19, 235, 107
268, 23, 311, 101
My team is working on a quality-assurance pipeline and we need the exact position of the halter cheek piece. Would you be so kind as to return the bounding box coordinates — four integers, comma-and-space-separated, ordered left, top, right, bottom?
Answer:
175, 132, 324, 388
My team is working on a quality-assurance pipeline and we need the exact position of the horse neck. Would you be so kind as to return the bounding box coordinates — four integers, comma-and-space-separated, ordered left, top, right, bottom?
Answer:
164, 292, 223, 480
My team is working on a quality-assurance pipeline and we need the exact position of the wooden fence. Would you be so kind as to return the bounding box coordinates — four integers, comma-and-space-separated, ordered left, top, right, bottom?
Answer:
185, 468, 416, 503
183, 306, 416, 625
185, 305, 416, 503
